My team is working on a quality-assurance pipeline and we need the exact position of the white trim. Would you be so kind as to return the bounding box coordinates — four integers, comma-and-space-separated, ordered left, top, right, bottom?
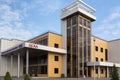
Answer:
61, 0, 96, 20
87, 62, 120, 67
25, 42, 67, 54
17, 53, 20, 78
1, 42, 67, 55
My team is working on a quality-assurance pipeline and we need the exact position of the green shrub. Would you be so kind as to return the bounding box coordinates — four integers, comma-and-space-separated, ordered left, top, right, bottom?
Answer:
4, 72, 12, 80
24, 74, 30, 80
110, 65, 119, 80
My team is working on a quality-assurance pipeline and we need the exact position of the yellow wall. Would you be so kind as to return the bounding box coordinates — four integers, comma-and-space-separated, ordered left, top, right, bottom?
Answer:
91, 36, 108, 78
91, 36, 108, 62
48, 33, 62, 48
90, 67, 106, 78
48, 53, 63, 77
28, 32, 62, 48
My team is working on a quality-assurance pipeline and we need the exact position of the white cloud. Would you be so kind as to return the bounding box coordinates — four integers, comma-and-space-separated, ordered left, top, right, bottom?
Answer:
30, 0, 63, 15
0, 26, 32, 40
0, 2, 33, 40
103, 6, 120, 23
0, 0, 64, 40
93, 6, 120, 40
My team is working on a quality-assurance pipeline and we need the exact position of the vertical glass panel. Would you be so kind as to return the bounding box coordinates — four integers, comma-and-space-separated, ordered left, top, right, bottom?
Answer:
72, 16, 77, 25
67, 18, 71, 27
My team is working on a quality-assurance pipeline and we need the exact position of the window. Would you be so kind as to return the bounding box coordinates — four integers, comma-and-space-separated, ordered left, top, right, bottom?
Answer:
88, 21, 91, 28
67, 18, 71, 27
95, 46, 98, 51
54, 68, 59, 74
101, 48, 103, 52
105, 49, 108, 61
96, 69, 98, 74
55, 56, 59, 61
105, 49, 108, 54
72, 16, 77, 25
101, 58, 103, 62
79, 17, 82, 25
54, 43, 59, 48
83, 19, 86, 26
96, 57, 98, 61
39, 66, 47, 74
36, 37, 48, 46
101, 69, 104, 74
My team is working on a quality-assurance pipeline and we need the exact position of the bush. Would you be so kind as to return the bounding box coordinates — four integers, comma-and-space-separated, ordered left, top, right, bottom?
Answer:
4, 72, 12, 80
61, 74, 65, 78
24, 74, 30, 80
110, 65, 119, 80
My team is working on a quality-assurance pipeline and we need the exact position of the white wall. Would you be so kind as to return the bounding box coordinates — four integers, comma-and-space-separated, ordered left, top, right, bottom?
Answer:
0, 38, 23, 52
108, 39, 120, 63
0, 38, 24, 76
61, 19, 67, 77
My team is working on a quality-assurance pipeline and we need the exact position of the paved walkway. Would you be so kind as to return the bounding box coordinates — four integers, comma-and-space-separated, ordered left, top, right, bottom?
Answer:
0, 77, 110, 80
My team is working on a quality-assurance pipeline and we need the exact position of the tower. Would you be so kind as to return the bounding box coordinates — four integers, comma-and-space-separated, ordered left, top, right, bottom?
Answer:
61, 0, 96, 77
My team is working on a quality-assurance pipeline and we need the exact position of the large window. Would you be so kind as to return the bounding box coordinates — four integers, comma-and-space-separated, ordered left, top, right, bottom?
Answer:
36, 37, 48, 46
72, 16, 77, 25
67, 18, 71, 27
83, 19, 86, 26
79, 17, 82, 25
38, 55, 47, 64
39, 66, 47, 74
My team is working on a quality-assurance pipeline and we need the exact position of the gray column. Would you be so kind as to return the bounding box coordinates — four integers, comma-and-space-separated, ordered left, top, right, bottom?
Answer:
18, 53, 20, 78
10, 55, 13, 76
107, 67, 109, 78
26, 49, 29, 74
98, 66, 100, 78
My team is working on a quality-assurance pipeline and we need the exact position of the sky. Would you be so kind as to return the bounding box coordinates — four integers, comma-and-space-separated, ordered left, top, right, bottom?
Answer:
0, 0, 120, 41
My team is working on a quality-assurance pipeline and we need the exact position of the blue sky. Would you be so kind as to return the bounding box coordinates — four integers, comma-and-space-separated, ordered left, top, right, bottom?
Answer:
0, 0, 120, 41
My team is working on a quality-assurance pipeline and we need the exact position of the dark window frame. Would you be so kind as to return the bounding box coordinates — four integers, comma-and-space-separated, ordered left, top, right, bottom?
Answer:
101, 69, 104, 74
54, 68, 59, 74
54, 43, 59, 48
101, 48, 103, 52
96, 57, 98, 61
54, 56, 59, 61
95, 46, 98, 51
101, 58, 103, 62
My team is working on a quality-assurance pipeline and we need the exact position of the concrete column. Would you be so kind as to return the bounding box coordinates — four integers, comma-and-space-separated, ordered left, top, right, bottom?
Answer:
98, 66, 100, 78
18, 53, 20, 78
107, 67, 109, 78
26, 49, 29, 74
10, 55, 13, 76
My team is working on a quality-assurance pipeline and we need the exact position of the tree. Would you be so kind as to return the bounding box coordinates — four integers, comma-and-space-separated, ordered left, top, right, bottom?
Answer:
110, 65, 119, 80
24, 74, 30, 80
4, 72, 12, 80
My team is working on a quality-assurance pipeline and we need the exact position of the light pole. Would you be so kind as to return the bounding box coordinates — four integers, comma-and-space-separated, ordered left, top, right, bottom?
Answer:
93, 38, 96, 80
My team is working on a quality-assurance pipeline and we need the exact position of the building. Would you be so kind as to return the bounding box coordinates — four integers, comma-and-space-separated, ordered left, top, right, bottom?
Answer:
0, 32, 67, 77
0, 0, 120, 78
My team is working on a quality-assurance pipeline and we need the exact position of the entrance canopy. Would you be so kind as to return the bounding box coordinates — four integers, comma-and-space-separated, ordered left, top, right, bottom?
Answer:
1, 42, 67, 56
87, 62, 120, 67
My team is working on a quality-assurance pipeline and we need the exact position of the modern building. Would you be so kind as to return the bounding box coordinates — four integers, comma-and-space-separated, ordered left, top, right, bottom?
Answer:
0, 0, 120, 78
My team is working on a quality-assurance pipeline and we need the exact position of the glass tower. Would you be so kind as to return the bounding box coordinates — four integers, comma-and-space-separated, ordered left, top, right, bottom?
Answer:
61, 0, 96, 77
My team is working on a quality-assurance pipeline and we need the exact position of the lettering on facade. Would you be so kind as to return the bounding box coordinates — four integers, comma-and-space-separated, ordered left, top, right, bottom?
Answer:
1, 44, 23, 55
28, 43, 38, 49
